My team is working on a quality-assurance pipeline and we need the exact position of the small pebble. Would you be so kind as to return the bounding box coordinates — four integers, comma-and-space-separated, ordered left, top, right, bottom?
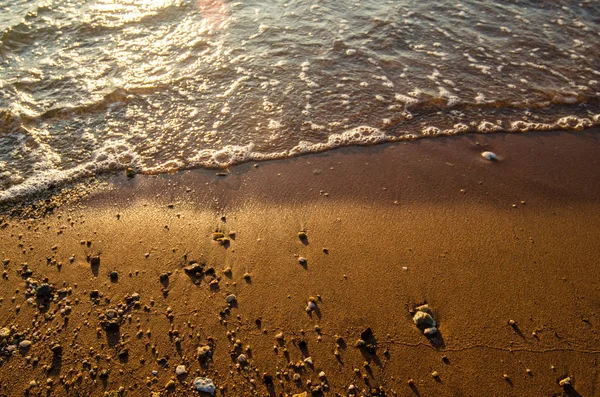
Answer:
19, 340, 32, 349
175, 365, 186, 376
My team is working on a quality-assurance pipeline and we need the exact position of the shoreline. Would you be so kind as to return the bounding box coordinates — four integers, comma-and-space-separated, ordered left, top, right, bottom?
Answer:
0, 129, 599, 396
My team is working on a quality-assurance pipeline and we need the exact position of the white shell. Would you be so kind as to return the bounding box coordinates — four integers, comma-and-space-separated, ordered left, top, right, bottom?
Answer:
481, 151, 498, 161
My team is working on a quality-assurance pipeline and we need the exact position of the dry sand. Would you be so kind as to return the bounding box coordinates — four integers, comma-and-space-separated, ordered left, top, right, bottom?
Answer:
0, 130, 599, 397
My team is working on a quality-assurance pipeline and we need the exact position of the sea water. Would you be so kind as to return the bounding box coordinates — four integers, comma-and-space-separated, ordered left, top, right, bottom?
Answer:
0, 0, 598, 201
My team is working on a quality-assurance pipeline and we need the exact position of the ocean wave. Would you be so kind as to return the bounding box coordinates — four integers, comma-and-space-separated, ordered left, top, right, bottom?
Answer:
0, 112, 598, 204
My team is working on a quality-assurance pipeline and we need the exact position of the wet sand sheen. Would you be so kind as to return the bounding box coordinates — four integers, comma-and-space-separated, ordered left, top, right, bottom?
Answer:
0, 130, 599, 396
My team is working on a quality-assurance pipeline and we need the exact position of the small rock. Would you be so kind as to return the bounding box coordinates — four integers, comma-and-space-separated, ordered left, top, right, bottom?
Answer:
193, 377, 216, 394
413, 311, 436, 329
212, 232, 225, 241
0, 327, 11, 339
481, 151, 498, 161
109, 271, 118, 280
226, 294, 236, 303
105, 309, 118, 319
293, 373, 301, 381
19, 340, 32, 349
36, 283, 53, 298
51, 344, 63, 355
238, 354, 247, 364
303, 357, 313, 365
197, 345, 212, 359
318, 371, 326, 379
298, 257, 307, 265
508, 319, 516, 326
424, 327, 438, 336
175, 365, 186, 376
165, 379, 176, 389
275, 331, 284, 341
262, 373, 273, 385
292, 392, 308, 397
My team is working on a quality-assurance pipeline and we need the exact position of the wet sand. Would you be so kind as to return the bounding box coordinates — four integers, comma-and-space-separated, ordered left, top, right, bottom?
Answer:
0, 130, 599, 397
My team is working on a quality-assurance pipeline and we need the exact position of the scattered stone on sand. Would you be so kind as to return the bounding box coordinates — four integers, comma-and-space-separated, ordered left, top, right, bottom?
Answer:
481, 151, 498, 161
226, 294, 236, 303
559, 377, 572, 388
423, 327, 438, 336
413, 310, 436, 328
508, 319, 516, 326
303, 357, 313, 365
90, 255, 100, 267
175, 365, 186, 376
109, 271, 118, 280
262, 373, 273, 385
292, 392, 308, 397
0, 327, 11, 339
197, 345, 212, 360
413, 305, 438, 336
238, 353, 247, 364
35, 283, 53, 298
19, 340, 32, 349
184, 262, 204, 276
298, 257, 307, 265
275, 331, 284, 341
212, 232, 225, 241
319, 371, 326, 379
194, 377, 216, 394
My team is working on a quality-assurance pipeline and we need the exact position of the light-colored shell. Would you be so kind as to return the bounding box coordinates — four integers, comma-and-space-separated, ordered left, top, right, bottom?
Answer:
559, 377, 572, 387
481, 151, 498, 161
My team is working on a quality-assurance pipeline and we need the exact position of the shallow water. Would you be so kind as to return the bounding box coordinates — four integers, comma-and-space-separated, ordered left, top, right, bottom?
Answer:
0, 0, 599, 201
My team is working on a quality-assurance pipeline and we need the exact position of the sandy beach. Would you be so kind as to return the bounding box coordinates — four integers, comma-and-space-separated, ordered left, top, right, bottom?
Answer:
0, 129, 599, 397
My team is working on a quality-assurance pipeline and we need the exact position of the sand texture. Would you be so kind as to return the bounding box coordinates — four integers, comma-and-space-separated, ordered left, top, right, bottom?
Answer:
0, 130, 599, 397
